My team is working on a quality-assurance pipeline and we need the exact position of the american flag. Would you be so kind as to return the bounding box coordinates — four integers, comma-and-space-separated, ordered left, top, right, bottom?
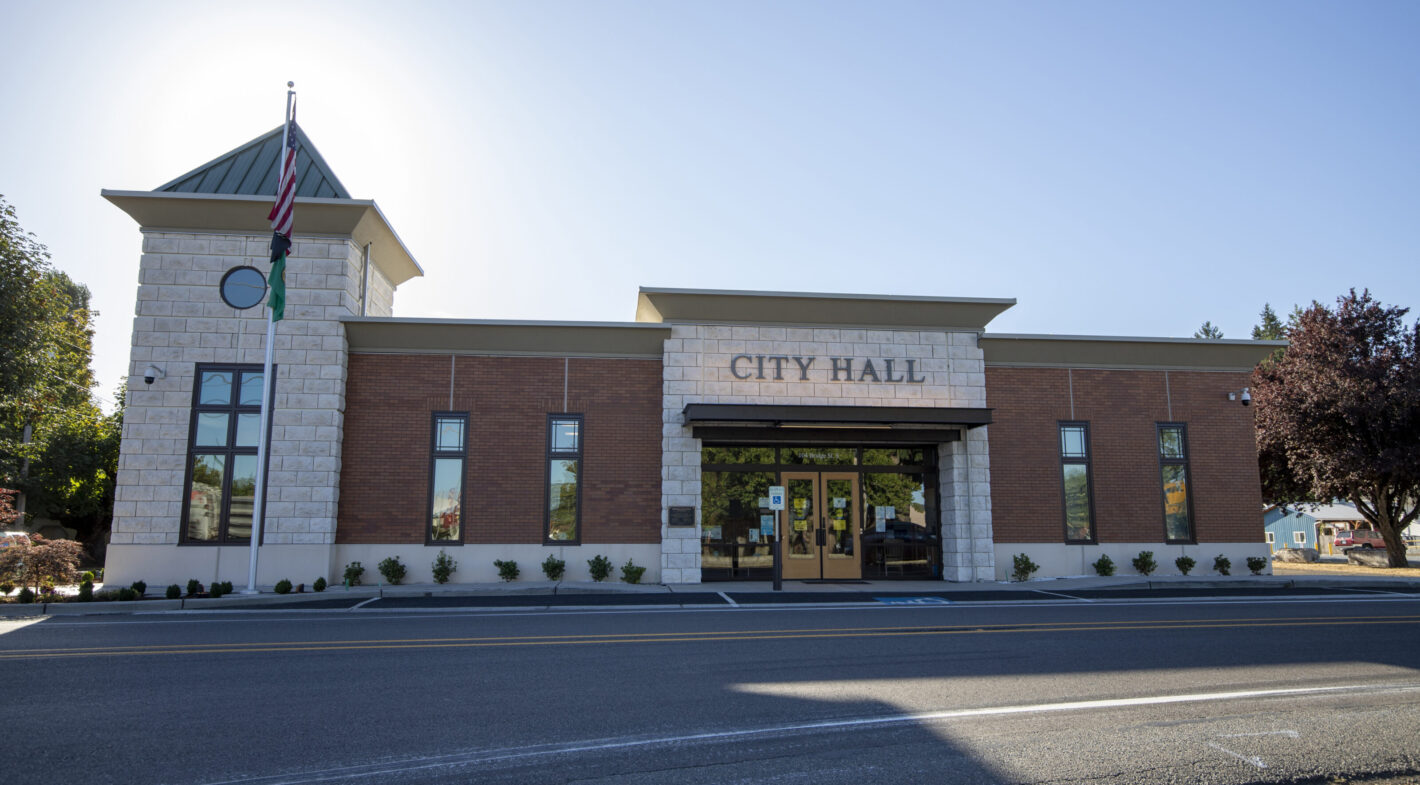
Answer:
267, 115, 298, 238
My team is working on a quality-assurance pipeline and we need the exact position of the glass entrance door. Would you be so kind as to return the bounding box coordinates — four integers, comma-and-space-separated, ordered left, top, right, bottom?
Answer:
782, 472, 861, 580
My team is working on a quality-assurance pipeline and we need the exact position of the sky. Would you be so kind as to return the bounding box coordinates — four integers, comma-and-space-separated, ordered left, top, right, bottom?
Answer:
2, 0, 1417, 413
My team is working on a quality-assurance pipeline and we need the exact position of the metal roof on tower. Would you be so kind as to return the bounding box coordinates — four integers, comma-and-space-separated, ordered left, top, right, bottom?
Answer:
154, 125, 351, 199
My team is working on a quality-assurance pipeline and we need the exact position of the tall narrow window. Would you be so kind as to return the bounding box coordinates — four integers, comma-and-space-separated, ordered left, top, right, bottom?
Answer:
428, 413, 467, 543
546, 415, 582, 544
1059, 422, 1095, 543
1158, 423, 1194, 543
182, 364, 268, 543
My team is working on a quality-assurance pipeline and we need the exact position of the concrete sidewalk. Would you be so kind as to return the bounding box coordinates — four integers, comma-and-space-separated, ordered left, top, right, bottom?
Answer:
4, 572, 1420, 617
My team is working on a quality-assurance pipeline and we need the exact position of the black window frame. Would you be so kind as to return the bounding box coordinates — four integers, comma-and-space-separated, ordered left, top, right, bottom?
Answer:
1156, 422, 1197, 544
179, 363, 275, 545
1058, 421, 1097, 544
544, 414, 584, 546
427, 411, 469, 546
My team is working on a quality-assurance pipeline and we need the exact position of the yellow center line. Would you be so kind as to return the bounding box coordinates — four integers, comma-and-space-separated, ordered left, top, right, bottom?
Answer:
1, 616, 1416, 660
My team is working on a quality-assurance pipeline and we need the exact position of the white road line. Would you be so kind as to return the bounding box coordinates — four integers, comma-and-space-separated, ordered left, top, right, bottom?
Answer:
1206, 741, 1267, 768
1218, 730, 1300, 738
350, 598, 380, 610
1032, 590, 1093, 602
197, 683, 1398, 785
717, 591, 738, 607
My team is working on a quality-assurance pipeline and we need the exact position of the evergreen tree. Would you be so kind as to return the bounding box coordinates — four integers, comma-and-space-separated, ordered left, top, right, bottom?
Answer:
1193, 321, 1224, 339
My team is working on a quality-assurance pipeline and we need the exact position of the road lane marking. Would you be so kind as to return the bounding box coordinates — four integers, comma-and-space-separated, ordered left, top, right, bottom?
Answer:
1032, 590, 1092, 602
717, 591, 738, 607
194, 684, 1406, 785
1206, 741, 1267, 768
1217, 730, 1300, 738
4, 615, 1418, 659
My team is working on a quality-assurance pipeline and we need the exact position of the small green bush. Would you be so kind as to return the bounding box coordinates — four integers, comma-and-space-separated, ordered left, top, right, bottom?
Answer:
1011, 553, 1039, 582
1246, 556, 1266, 575
1132, 551, 1157, 576
78, 580, 94, 602
494, 559, 520, 582
274, 579, 293, 595
130, 580, 147, 596
343, 561, 365, 586
1213, 555, 1231, 576
621, 559, 646, 584
432, 550, 457, 584
209, 583, 225, 599
117, 588, 139, 601
220, 581, 234, 594
1092, 554, 1115, 576
541, 554, 566, 581
313, 577, 327, 592
1175, 556, 1196, 575
94, 590, 120, 601
165, 584, 181, 600
17, 587, 35, 604
186, 579, 203, 597
378, 556, 406, 585
588, 555, 613, 582
81, 571, 96, 583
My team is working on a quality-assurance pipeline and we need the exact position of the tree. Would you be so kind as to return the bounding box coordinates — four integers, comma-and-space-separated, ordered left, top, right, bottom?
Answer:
0, 195, 117, 548
1252, 304, 1287, 341
1252, 290, 1420, 567
1193, 321, 1224, 339
0, 533, 84, 592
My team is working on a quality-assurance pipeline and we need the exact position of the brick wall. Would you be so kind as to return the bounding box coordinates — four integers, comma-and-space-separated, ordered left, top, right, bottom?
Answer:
338, 354, 662, 545
986, 367, 1261, 544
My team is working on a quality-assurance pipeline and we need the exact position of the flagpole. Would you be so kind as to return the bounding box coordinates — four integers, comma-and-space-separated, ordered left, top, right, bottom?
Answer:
244, 82, 295, 595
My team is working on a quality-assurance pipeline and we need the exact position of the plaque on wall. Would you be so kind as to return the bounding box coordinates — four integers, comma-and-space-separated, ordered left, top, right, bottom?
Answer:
668, 506, 696, 527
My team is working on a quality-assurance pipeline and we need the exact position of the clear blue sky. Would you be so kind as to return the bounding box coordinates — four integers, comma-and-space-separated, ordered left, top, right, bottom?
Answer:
3, 1, 1417, 411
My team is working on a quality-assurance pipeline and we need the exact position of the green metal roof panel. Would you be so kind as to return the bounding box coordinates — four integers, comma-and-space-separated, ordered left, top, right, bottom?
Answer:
155, 124, 351, 199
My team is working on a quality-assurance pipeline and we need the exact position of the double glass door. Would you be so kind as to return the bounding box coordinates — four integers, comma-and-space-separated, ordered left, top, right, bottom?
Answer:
782, 472, 861, 580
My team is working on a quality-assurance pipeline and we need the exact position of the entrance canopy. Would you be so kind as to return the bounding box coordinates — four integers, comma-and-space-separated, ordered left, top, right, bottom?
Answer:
683, 403, 991, 444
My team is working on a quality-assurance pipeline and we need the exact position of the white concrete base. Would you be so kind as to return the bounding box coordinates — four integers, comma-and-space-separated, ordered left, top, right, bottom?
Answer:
103, 543, 337, 589
332, 543, 662, 585
994, 542, 1273, 581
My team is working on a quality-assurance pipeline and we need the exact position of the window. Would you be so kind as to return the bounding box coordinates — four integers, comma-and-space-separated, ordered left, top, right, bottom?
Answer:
1293, 531, 1307, 545
1059, 423, 1095, 542
545, 415, 582, 543
182, 365, 269, 543
1265, 532, 1276, 544
1157, 423, 1194, 543
428, 413, 467, 543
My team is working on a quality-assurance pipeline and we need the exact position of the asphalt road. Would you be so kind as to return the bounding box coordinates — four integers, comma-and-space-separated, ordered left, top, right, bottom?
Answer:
3, 597, 1419, 785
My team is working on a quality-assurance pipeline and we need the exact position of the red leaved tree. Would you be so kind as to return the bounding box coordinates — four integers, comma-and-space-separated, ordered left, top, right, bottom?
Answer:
1253, 290, 1420, 567
0, 533, 84, 592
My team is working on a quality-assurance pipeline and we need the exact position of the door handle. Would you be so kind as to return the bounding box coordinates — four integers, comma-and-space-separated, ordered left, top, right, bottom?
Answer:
816, 527, 825, 547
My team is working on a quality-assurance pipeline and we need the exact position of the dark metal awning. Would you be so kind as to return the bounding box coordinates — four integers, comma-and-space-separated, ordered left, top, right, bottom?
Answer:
682, 403, 991, 445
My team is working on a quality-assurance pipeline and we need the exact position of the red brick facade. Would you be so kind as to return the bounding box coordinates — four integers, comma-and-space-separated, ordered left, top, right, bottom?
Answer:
338, 354, 663, 545
986, 367, 1262, 544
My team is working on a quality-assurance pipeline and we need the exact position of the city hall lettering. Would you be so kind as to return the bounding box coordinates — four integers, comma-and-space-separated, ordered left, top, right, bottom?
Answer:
728, 354, 927, 383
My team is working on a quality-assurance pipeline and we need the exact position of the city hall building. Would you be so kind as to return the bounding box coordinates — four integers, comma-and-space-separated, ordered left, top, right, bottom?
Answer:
101, 128, 1281, 587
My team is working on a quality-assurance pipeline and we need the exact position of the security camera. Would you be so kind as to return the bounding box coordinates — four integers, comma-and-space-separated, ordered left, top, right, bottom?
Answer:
143, 364, 165, 385
1240, 388, 1251, 406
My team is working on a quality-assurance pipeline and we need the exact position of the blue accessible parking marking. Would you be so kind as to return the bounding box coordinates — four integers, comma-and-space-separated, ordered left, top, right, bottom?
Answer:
875, 596, 950, 606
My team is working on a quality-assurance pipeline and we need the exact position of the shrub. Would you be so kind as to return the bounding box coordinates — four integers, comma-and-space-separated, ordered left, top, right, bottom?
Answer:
432, 550, 457, 584
1175, 556, 1196, 576
313, 577, 327, 592
0, 534, 84, 594
274, 579, 293, 595
494, 559, 519, 582
1092, 554, 1115, 576
94, 590, 120, 601
621, 559, 646, 584
1011, 553, 1039, 582
81, 571, 96, 583
209, 583, 225, 599
1213, 555, 1231, 576
17, 587, 35, 603
130, 580, 147, 596
220, 581, 234, 594
343, 561, 365, 586
541, 554, 566, 581
78, 580, 94, 602
0, 581, 13, 595
1247, 556, 1267, 575
186, 579, 203, 597
165, 584, 181, 600
588, 555, 613, 582
378, 556, 406, 585
1132, 551, 1157, 576
117, 588, 139, 601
